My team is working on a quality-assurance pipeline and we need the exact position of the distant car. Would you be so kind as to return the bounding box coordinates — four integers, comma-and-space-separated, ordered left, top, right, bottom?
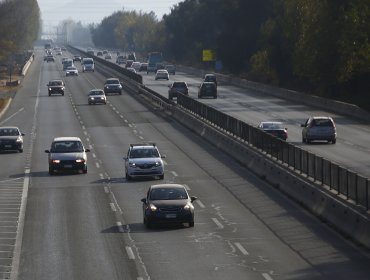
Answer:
61, 46, 67, 51
56, 50, 62, 55
45, 137, 90, 175
0, 126, 24, 153
128, 52, 136, 61
97, 51, 103, 56
105, 53, 112, 60
139, 62, 148, 72
104, 78, 122, 95
45, 55, 55, 62
126, 67, 137, 73
87, 50, 94, 56
47, 80, 65, 96
131, 61, 141, 71
73, 55, 82, 62
141, 184, 197, 228
82, 58, 94, 72
168, 81, 189, 100
198, 82, 217, 99
301, 116, 337, 144
116, 55, 125, 64
88, 89, 107, 105
62, 59, 73, 70
124, 143, 165, 180
203, 74, 217, 86
155, 69, 169, 80
103, 50, 108, 55
165, 64, 176, 75
258, 122, 288, 141
65, 66, 78, 76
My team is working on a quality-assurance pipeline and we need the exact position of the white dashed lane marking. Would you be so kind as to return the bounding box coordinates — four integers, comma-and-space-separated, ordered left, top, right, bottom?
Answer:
235, 242, 249, 255
195, 200, 205, 209
125, 246, 135, 260
170, 171, 178, 177
211, 218, 224, 229
262, 273, 274, 280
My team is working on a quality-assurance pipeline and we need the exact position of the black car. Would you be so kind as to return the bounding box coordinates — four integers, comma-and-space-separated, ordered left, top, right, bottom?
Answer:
168, 81, 189, 100
141, 184, 197, 228
198, 82, 217, 99
73, 55, 82, 62
258, 122, 288, 141
104, 78, 122, 95
0, 126, 24, 153
203, 74, 217, 87
47, 80, 65, 96
45, 55, 55, 62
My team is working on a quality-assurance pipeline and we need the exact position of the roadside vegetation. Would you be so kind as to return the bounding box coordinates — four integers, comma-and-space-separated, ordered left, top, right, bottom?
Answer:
88, 0, 370, 111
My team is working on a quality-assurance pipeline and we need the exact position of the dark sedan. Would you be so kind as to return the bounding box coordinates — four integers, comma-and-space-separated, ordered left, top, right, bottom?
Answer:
258, 121, 288, 140
0, 126, 24, 153
141, 184, 197, 228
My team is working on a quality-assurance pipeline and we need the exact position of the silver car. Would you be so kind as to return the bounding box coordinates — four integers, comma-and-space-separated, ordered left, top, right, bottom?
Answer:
301, 116, 337, 144
45, 137, 90, 174
124, 143, 165, 180
88, 89, 107, 105
155, 69, 169, 80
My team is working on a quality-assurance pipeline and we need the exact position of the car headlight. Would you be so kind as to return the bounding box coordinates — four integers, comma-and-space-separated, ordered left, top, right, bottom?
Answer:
184, 202, 194, 210
129, 162, 136, 167
16, 137, 22, 143
48, 88, 52, 91
52, 159, 60, 164
75, 159, 85, 163
118, 85, 122, 89
90, 97, 95, 100
149, 204, 157, 211
155, 161, 162, 167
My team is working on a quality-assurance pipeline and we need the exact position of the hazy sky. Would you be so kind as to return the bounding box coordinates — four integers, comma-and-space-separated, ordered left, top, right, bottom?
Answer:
38, 0, 182, 28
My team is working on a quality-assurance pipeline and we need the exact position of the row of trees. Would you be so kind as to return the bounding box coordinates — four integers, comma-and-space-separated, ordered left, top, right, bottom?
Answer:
90, 0, 370, 109
0, 0, 40, 64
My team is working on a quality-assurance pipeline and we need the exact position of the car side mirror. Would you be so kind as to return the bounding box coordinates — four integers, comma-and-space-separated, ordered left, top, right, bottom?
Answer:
141, 198, 147, 203
85, 149, 90, 152
21, 133, 25, 136
300, 124, 305, 127
190, 196, 197, 202
45, 150, 50, 153
161, 155, 166, 159
123, 157, 127, 160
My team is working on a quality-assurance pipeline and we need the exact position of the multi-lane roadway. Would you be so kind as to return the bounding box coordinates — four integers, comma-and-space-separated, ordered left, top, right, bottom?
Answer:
0, 48, 370, 279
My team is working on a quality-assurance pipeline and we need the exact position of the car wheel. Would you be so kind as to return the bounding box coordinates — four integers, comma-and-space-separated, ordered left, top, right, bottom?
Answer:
49, 93, 51, 96
18, 148, 23, 153
214, 95, 217, 99
159, 174, 164, 180
302, 136, 305, 143
83, 167, 87, 174
145, 219, 152, 229
48, 167, 54, 175
332, 139, 336, 144
189, 221, 194, 227
119, 92, 122, 95
198, 95, 202, 99
62, 93, 64, 96
126, 172, 132, 181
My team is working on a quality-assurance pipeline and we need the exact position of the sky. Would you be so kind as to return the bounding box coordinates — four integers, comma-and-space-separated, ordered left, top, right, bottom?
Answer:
38, 0, 182, 29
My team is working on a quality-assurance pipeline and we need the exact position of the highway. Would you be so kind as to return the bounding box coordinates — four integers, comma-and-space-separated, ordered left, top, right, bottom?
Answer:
1, 48, 370, 279
100, 50, 370, 179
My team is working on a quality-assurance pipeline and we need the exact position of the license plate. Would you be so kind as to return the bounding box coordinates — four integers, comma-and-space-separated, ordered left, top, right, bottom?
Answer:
5, 145, 12, 148
64, 164, 73, 168
165, 214, 177, 219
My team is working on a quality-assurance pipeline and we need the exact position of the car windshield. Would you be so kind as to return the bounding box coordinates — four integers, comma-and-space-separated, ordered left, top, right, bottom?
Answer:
262, 123, 283, 130
173, 82, 186, 88
67, 67, 76, 70
150, 187, 188, 200
90, 91, 103, 96
51, 141, 84, 153
106, 80, 119, 84
0, 128, 19, 136
129, 148, 159, 158
312, 119, 333, 127
49, 81, 62, 86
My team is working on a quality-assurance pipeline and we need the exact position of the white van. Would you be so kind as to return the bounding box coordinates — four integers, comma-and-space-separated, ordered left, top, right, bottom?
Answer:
82, 58, 94, 72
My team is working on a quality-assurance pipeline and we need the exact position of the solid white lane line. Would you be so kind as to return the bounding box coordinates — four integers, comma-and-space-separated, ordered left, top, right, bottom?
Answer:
95, 162, 100, 168
0, 107, 24, 125
171, 171, 178, 177
125, 246, 135, 260
211, 218, 224, 229
83, 131, 88, 136
110, 203, 116, 212
133, 130, 137, 134
138, 136, 144, 140
104, 186, 109, 193
235, 242, 249, 255
92, 153, 96, 158
82, 125, 86, 130
195, 200, 205, 208
262, 273, 274, 280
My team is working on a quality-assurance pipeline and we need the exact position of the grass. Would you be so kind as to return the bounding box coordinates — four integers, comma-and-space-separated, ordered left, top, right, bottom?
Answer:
0, 97, 10, 112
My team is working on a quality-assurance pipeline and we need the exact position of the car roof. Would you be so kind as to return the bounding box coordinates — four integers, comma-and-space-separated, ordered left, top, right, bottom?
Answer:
0, 126, 20, 130
49, 79, 63, 82
130, 145, 158, 150
150, 184, 186, 190
311, 116, 333, 120
106, 78, 119, 81
53, 137, 82, 142
260, 121, 283, 125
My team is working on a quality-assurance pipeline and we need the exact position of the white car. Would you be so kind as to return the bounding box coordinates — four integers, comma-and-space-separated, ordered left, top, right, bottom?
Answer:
88, 89, 107, 105
124, 143, 166, 180
126, 67, 137, 73
155, 69, 169, 80
65, 66, 78, 76
131, 61, 141, 71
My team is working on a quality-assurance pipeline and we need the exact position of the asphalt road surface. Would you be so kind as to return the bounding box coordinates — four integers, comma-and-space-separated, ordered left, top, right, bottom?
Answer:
0, 48, 369, 280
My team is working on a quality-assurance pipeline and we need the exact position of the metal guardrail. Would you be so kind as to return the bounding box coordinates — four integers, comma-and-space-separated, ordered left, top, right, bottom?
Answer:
177, 93, 370, 211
